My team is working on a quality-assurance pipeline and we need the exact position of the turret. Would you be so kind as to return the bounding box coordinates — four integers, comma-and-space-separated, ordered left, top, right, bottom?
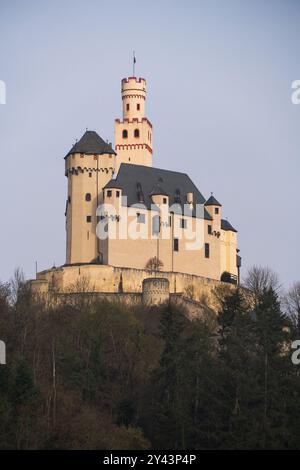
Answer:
115, 77, 153, 173
65, 130, 116, 264
204, 193, 222, 235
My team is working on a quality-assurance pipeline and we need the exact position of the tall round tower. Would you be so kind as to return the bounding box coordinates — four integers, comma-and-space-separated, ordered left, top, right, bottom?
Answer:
65, 130, 116, 265
115, 77, 153, 173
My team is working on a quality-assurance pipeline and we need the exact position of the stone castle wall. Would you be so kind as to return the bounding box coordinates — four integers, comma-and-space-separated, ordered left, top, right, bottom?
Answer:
30, 263, 234, 311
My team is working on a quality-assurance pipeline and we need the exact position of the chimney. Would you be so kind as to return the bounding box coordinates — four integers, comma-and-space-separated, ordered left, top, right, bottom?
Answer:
187, 192, 193, 206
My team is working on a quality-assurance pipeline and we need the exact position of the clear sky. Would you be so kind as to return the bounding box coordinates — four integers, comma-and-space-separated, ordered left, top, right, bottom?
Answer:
0, 0, 299, 287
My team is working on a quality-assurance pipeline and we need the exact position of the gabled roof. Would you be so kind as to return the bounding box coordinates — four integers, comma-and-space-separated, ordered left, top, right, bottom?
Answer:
110, 164, 212, 220
65, 130, 116, 158
205, 194, 222, 207
221, 219, 237, 233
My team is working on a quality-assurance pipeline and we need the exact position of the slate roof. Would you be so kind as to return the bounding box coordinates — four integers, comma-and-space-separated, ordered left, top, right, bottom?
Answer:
205, 194, 222, 207
149, 183, 168, 197
221, 219, 237, 232
65, 130, 116, 158
103, 179, 122, 189
107, 164, 212, 220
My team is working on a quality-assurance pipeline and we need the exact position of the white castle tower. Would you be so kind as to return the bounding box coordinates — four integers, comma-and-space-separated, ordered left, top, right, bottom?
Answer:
65, 131, 116, 265
114, 77, 153, 173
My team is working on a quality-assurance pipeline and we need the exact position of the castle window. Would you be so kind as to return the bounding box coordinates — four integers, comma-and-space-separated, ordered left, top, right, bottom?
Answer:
86, 216, 92, 223
126, 103, 129, 111
180, 218, 187, 229
208, 224, 212, 235
174, 238, 179, 252
122, 129, 128, 139
152, 215, 160, 235
205, 243, 210, 258
107, 190, 112, 198
116, 191, 120, 198
137, 103, 140, 111
85, 193, 91, 201
134, 129, 140, 138
215, 207, 219, 214
68, 196, 71, 203
163, 197, 167, 204
89, 172, 92, 177
137, 212, 145, 224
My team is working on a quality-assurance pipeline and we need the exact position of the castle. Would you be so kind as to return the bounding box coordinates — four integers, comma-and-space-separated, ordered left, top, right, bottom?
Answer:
31, 74, 241, 308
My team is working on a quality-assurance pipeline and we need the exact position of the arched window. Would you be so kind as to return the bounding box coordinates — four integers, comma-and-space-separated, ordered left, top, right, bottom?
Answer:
85, 193, 91, 201
134, 129, 140, 138
122, 129, 128, 139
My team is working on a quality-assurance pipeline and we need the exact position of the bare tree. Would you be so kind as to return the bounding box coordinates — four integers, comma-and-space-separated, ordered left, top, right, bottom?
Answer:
243, 265, 280, 299
9, 267, 27, 305
145, 257, 164, 271
284, 282, 300, 329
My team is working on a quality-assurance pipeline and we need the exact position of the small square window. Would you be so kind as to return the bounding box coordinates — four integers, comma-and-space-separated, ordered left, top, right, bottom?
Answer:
208, 224, 212, 235
86, 216, 92, 223
205, 243, 210, 258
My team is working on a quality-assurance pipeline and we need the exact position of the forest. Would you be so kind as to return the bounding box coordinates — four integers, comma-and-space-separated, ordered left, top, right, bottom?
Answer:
0, 267, 300, 450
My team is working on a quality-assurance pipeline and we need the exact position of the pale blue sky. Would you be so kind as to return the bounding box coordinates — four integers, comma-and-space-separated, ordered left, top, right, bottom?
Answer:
0, 0, 299, 287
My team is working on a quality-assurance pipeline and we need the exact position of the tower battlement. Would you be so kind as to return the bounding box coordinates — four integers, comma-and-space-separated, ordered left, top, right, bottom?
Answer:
121, 76, 146, 85
115, 76, 153, 172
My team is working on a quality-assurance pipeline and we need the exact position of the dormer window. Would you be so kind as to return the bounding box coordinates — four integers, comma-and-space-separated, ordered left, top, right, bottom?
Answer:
134, 129, 140, 138
122, 129, 128, 139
